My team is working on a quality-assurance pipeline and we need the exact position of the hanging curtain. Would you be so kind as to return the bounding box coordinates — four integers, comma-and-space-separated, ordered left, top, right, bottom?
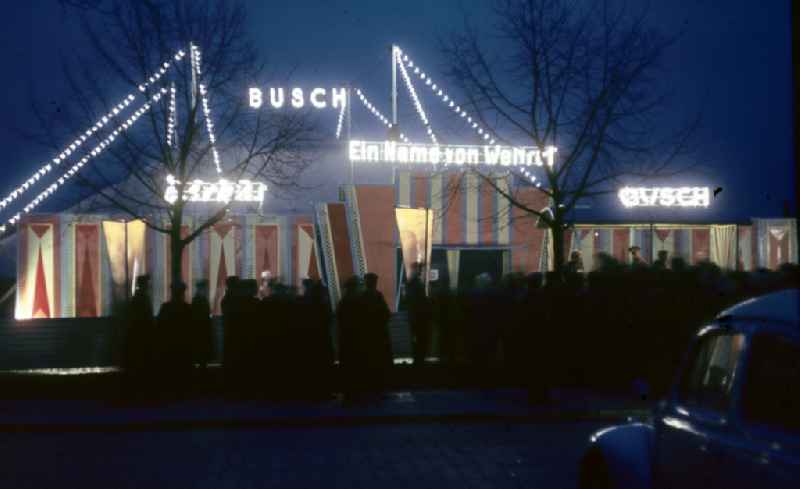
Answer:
446, 249, 460, 290
710, 225, 737, 269
769, 226, 788, 268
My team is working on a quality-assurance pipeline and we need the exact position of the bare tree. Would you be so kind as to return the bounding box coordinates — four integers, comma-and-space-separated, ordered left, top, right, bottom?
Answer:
27, 0, 320, 287
441, 0, 699, 277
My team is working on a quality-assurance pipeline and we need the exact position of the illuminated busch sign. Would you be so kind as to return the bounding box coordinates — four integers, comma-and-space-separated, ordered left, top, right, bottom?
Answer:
348, 140, 557, 167
618, 186, 710, 208
164, 174, 267, 204
249, 87, 347, 110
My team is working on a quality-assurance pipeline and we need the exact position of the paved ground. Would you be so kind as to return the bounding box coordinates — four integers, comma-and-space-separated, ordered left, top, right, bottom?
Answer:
0, 420, 603, 489
0, 389, 650, 430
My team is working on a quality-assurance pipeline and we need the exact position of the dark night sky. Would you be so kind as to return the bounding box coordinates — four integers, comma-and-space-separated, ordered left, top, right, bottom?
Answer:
0, 0, 794, 222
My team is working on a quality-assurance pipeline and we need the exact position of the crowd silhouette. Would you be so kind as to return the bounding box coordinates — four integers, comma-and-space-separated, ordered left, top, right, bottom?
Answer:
120, 254, 799, 403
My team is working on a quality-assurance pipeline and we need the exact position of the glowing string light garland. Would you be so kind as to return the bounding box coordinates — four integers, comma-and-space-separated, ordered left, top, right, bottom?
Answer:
198, 84, 222, 174
354, 88, 411, 143
166, 82, 178, 148
0, 48, 187, 217
396, 46, 548, 185
192, 43, 222, 174
335, 98, 346, 140
8, 88, 170, 229
394, 47, 437, 144
397, 48, 496, 146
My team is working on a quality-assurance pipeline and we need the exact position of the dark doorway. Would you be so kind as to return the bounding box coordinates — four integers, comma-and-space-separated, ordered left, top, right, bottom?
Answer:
457, 249, 505, 290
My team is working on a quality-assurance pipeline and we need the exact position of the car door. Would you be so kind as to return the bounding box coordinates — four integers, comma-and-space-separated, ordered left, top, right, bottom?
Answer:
654, 329, 745, 489
716, 332, 800, 489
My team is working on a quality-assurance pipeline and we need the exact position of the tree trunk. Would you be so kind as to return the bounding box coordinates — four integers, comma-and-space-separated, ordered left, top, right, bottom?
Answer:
550, 219, 566, 282
169, 226, 185, 300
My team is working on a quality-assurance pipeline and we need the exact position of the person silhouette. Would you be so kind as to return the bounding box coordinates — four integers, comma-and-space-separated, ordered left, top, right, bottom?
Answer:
191, 279, 214, 370
123, 274, 154, 399
156, 281, 193, 396
221, 275, 241, 382
299, 279, 334, 399
362, 272, 392, 395
406, 263, 432, 366
654, 250, 669, 270
337, 276, 364, 399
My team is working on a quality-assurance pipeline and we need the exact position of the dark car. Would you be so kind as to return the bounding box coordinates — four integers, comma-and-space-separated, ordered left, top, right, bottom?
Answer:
579, 289, 800, 489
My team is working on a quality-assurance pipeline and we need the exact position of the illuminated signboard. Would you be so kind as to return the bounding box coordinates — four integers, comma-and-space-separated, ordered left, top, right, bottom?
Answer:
164, 174, 267, 204
349, 140, 557, 167
618, 187, 710, 208
249, 87, 347, 109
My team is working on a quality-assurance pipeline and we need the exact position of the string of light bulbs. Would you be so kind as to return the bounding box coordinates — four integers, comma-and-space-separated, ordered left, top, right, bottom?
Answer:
166, 82, 178, 148
198, 84, 222, 174
521, 168, 538, 185
190, 43, 202, 77
2, 88, 170, 232
393, 47, 437, 144
354, 88, 411, 143
0, 48, 187, 216
396, 47, 496, 146
335, 97, 346, 140
191, 43, 223, 174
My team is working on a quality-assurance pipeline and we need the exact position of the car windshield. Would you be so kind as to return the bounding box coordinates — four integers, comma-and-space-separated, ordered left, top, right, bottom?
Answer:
678, 332, 745, 412
740, 333, 800, 433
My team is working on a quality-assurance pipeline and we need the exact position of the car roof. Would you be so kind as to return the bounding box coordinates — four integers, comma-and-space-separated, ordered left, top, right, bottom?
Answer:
717, 289, 800, 324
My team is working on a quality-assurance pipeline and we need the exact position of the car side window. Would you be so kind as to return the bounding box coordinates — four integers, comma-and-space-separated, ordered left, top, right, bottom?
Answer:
678, 332, 745, 413
740, 334, 800, 433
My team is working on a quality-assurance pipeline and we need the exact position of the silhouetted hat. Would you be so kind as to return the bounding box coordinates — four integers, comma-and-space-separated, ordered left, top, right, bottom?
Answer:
628, 246, 641, 252
364, 272, 379, 288
135, 275, 150, 288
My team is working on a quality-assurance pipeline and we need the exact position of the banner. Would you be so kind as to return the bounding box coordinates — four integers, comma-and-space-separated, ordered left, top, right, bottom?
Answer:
18, 221, 58, 319
102, 219, 147, 307
395, 207, 434, 293
74, 223, 101, 317
209, 223, 239, 315
296, 224, 319, 284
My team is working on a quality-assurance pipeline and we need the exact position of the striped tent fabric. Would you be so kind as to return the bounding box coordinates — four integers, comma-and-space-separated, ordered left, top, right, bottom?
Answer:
570, 229, 594, 271
15, 213, 309, 318
653, 227, 675, 263
753, 218, 798, 270
692, 228, 711, 264
208, 223, 239, 315
737, 225, 753, 271
395, 170, 516, 248
629, 228, 654, 264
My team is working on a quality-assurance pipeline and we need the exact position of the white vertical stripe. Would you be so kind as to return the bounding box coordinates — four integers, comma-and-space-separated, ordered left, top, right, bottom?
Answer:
431, 174, 443, 244
580, 230, 594, 272
739, 227, 752, 271
64, 219, 75, 318
496, 176, 510, 245
608, 229, 615, 259
628, 228, 636, 264
465, 173, 479, 244
243, 216, 253, 280
298, 226, 313, 282
280, 218, 291, 283
398, 171, 411, 207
